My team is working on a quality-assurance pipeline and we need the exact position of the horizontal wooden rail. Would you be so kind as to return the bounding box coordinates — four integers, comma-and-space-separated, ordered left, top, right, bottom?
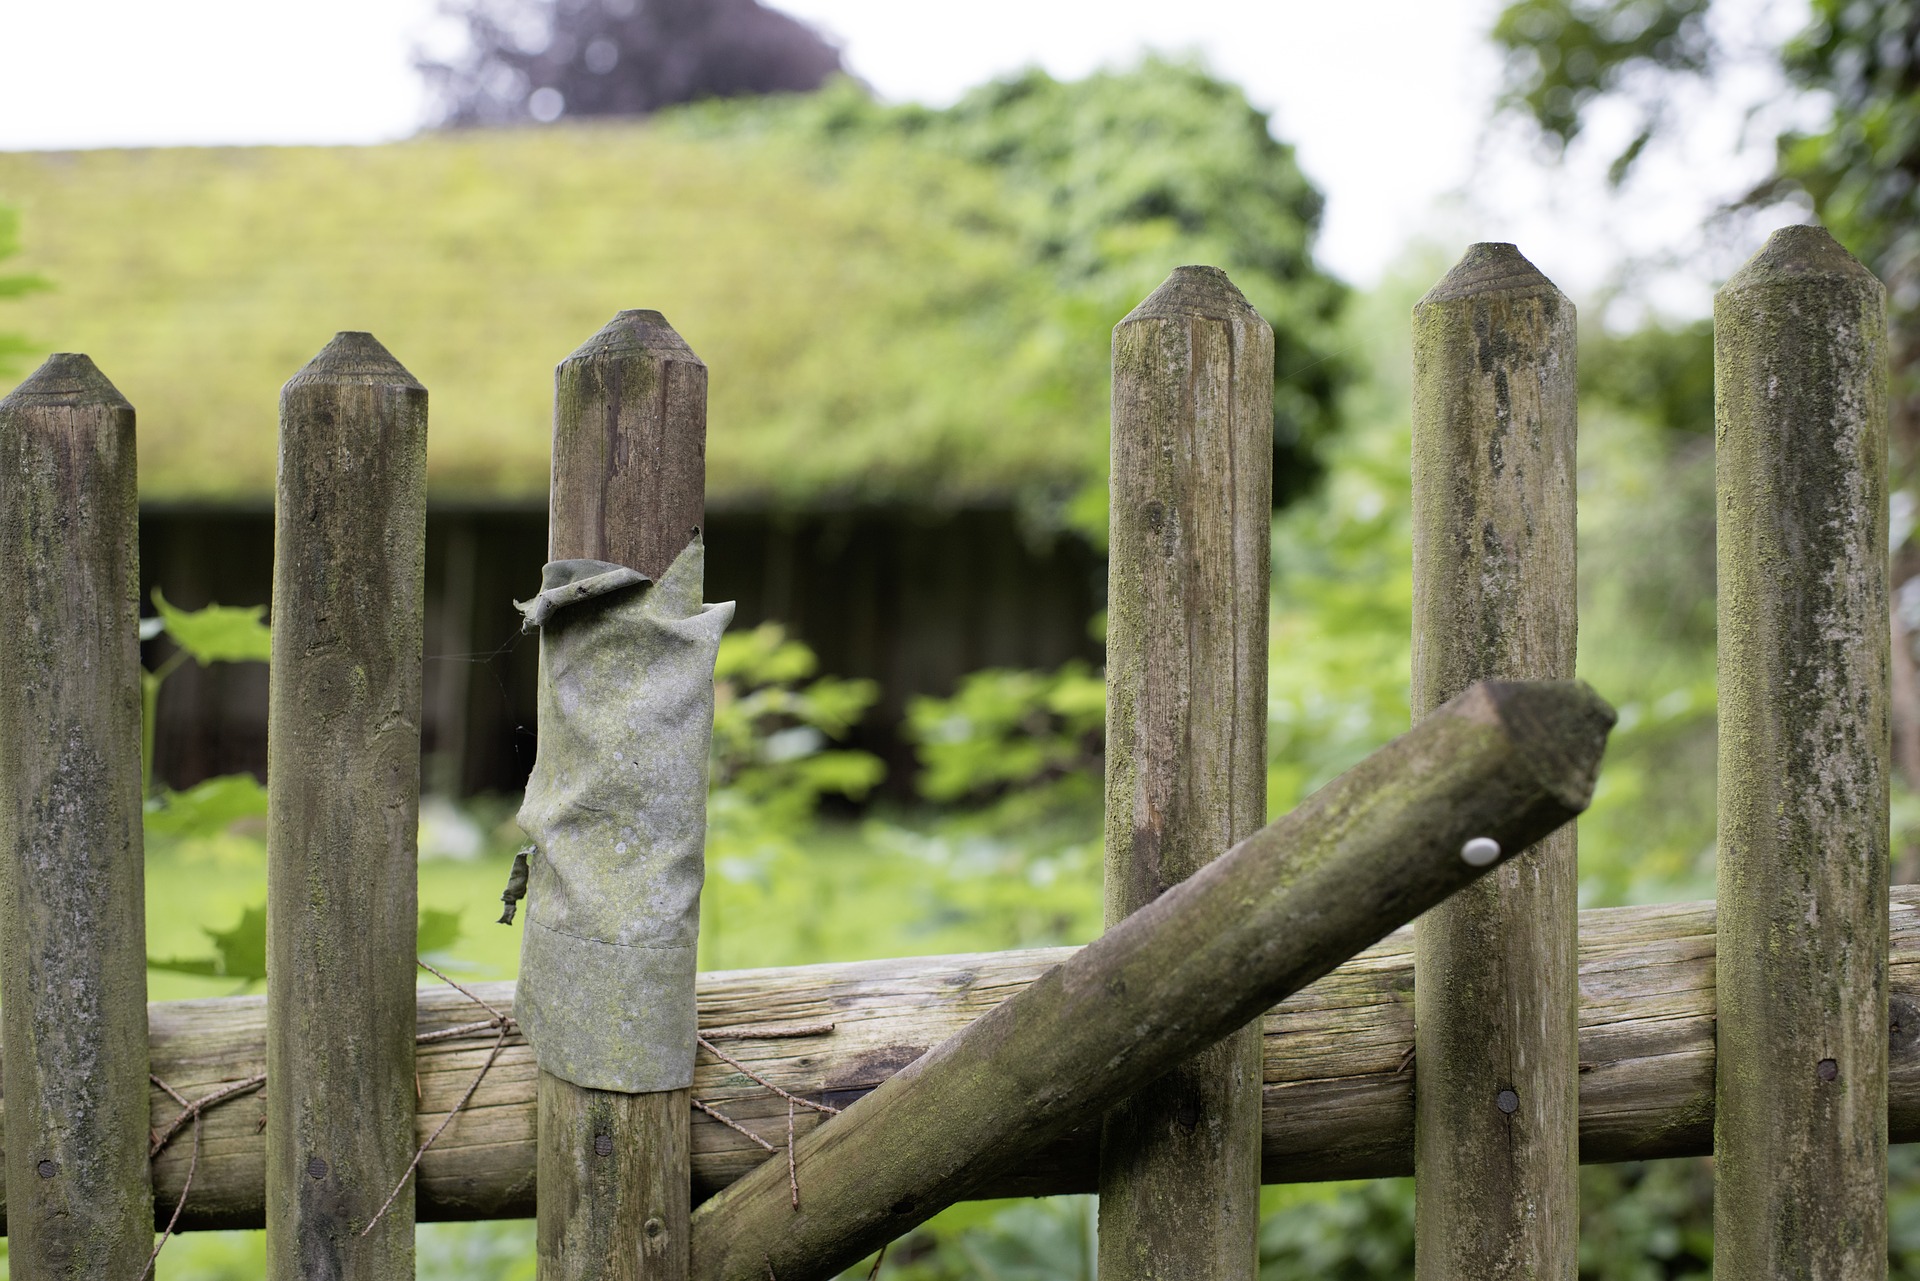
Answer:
2, 887, 1917, 1232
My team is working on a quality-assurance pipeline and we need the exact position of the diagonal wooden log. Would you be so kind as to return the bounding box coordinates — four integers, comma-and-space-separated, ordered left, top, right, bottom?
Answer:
17, 882, 1920, 1230
689, 678, 1614, 1281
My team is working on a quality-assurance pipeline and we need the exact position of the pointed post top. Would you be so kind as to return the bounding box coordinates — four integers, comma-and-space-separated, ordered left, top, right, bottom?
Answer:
283, 331, 423, 392
1119, 265, 1265, 328
561, 309, 702, 367
0, 352, 132, 412
1420, 242, 1566, 307
1720, 223, 1883, 296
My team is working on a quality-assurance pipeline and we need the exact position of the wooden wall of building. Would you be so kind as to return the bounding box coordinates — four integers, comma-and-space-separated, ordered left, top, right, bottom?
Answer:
138, 504, 1105, 799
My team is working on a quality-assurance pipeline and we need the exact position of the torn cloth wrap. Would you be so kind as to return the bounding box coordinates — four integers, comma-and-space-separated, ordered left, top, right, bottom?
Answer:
513, 537, 733, 1093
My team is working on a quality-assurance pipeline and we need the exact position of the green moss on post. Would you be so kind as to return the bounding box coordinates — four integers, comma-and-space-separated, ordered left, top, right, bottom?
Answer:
1410, 243, 1579, 1279
266, 333, 428, 1280
688, 680, 1615, 1281
1099, 265, 1272, 1281
0, 355, 153, 1277
1713, 224, 1890, 1277
540, 310, 706, 1281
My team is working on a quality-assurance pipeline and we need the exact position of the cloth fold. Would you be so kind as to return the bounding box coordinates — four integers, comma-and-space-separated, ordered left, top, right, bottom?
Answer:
511, 536, 733, 1092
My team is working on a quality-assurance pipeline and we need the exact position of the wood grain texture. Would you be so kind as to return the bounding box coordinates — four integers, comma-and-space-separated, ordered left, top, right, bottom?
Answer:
15, 884, 1920, 1232
541, 309, 708, 1281
1101, 265, 1273, 1281
549, 309, 706, 580
0, 355, 153, 1278
1713, 224, 1890, 1279
267, 332, 428, 1281
1410, 242, 1579, 1280
688, 680, 1611, 1281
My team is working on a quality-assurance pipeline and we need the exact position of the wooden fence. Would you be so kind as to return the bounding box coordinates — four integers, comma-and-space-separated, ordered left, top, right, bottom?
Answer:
0, 222, 1889, 1280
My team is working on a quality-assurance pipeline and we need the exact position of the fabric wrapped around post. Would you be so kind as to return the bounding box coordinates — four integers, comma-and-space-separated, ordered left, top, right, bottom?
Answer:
512, 536, 733, 1093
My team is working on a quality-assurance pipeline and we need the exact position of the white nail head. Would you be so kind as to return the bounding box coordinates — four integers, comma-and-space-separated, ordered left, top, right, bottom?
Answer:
1460, 837, 1501, 868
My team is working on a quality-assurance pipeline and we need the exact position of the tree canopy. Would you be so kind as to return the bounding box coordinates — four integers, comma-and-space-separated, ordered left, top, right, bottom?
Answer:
1492, 0, 1920, 451
421, 0, 843, 125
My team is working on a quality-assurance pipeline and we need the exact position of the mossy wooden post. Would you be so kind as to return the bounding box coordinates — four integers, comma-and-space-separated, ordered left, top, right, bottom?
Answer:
1713, 224, 1890, 1277
1410, 243, 1578, 1277
541, 309, 706, 1281
266, 333, 428, 1280
0, 356, 152, 1277
1099, 264, 1272, 1279
691, 680, 1615, 1281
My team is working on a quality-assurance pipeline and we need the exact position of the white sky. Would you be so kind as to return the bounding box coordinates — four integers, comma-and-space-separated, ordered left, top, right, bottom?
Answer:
0, 0, 1818, 316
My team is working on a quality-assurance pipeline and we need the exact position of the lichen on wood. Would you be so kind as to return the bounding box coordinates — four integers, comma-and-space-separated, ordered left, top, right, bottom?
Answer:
266, 332, 428, 1281
688, 679, 1613, 1281
537, 309, 711, 1281
1410, 242, 1579, 1280
0, 354, 153, 1277
1101, 264, 1273, 1281
1713, 223, 1890, 1279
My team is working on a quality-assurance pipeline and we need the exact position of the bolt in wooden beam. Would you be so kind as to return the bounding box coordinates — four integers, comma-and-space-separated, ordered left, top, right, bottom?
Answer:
266, 333, 428, 1280
1713, 223, 1890, 1277
689, 678, 1615, 1281
0, 355, 153, 1277
1410, 242, 1579, 1279
1100, 264, 1272, 1281
540, 309, 707, 1281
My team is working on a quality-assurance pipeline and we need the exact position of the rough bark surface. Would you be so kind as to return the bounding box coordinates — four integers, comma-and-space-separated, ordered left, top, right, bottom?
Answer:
266, 332, 428, 1281
0, 355, 153, 1277
20, 884, 1920, 1231
540, 308, 708, 1281
689, 680, 1613, 1281
1714, 223, 1891, 1279
1100, 264, 1273, 1281
1411, 242, 1579, 1280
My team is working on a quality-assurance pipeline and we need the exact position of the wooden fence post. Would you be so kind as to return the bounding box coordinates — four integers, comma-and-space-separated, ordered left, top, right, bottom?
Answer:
1410, 243, 1579, 1277
540, 309, 706, 1281
690, 679, 1615, 1281
266, 333, 429, 1279
1713, 224, 1889, 1276
1099, 264, 1272, 1279
0, 355, 153, 1277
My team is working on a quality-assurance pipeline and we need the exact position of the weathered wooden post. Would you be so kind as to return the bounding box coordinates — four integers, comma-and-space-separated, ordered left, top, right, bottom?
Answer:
266, 333, 429, 1279
538, 309, 707, 1281
690, 679, 1615, 1281
1713, 224, 1889, 1276
1410, 242, 1579, 1277
0, 355, 153, 1277
1100, 264, 1272, 1279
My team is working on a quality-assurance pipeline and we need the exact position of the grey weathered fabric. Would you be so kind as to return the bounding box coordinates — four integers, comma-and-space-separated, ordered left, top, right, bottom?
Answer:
512, 537, 733, 1093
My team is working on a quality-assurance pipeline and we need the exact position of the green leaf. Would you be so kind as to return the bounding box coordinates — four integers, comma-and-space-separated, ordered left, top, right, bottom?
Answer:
151, 904, 469, 981
152, 587, 272, 665
150, 903, 267, 982
143, 774, 269, 839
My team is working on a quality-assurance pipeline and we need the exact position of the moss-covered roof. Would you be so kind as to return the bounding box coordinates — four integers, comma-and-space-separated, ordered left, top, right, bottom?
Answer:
0, 66, 1347, 509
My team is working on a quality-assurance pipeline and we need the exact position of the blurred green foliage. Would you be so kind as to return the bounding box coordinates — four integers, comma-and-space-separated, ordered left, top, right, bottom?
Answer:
675, 61, 1349, 511
0, 204, 46, 376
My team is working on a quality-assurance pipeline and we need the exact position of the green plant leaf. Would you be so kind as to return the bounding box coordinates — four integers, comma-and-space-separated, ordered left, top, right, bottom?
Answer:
152, 587, 272, 665
144, 774, 269, 839
150, 903, 267, 982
